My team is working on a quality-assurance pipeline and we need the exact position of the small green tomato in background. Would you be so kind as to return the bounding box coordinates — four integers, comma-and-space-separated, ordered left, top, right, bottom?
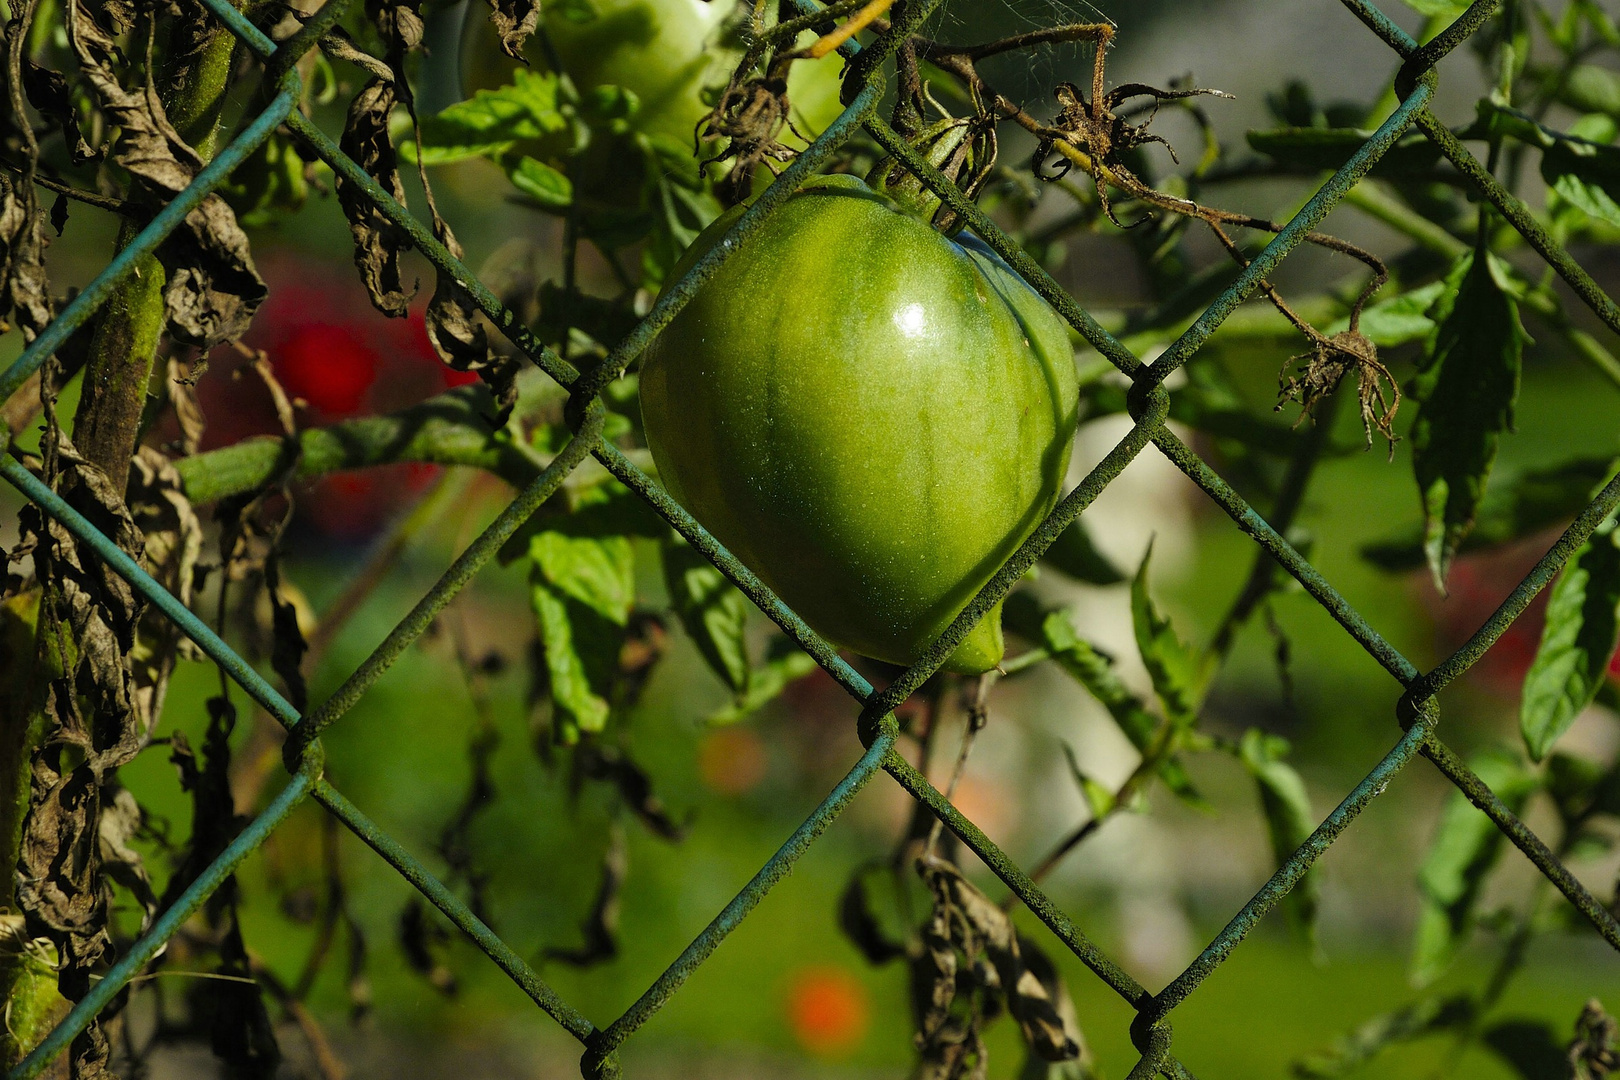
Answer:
640, 176, 1080, 675
459, 0, 844, 148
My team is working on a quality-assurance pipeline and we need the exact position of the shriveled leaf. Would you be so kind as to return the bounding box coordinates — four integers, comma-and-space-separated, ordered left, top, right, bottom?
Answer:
1411, 747, 1538, 986
424, 217, 520, 418
485, 0, 541, 60
662, 537, 750, 694
1033, 606, 1157, 750
1410, 252, 1527, 590
1131, 543, 1211, 728
838, 861, 909, 964
1040, 519, 1123, 585
68, 0, 265, 347
575, 742, 686, 840
410, 70, 566, 163
1294, 996, 1475, 1078
1570, 999, 1620, 1080
1521, 521, 1620, 762
1482, 1019, 1567, 1080
1237, 729, 1319, 939
545, 823, 626, 966
708, 642, 817, 725
1363, 455, 1616, 571
337, 77, 415, 317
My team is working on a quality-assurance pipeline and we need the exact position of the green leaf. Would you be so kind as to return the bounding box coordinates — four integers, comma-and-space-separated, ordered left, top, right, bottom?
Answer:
1041, 519, 1124, 585
1245, 127, 1441, 177
507, 155, 574, 210
1237, 729, 1320, 939
1411, 747, 1538, 986
1399, 0, 1468, 15
529, 575, 612, 741
528, 530, 635, 627
663, 537, 751, 694
1410, 252, 1528, 589
708, 643, 818, 725
1541, 115, 1620, 227
1324, 281, 1448, 348
1562, 66, 1620, 120
1362, 455, 1616, 571
410, 69, 567, 164
1520, 520, 1620, 761
1038, 609, 1158, 750
1131, 542, 1212, 728
1060, 742, 1116, 818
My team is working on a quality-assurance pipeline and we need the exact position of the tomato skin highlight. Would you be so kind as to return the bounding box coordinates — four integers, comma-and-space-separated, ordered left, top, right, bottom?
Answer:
640, 177, 1080, 674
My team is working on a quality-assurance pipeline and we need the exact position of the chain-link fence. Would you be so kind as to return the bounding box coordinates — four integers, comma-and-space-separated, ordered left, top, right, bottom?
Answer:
1, 0, 1616, 1076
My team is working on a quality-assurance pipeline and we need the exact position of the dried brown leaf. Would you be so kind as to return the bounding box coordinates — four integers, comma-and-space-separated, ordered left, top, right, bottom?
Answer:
336, 77, 415, 317
484, 0, 539, 61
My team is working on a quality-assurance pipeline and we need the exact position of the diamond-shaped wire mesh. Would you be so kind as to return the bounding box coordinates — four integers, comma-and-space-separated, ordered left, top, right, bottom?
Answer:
3, 0, 1618, 1077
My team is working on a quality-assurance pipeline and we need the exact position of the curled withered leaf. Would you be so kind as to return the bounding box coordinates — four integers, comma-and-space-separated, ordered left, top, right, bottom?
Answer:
68, 0, 267, 347
22, 61, 96, 164
98, 784, 158, 932
0, 173, 57, 340
426, 218, 520, 418
400, 897, 458, 995
914, 856, 1081, 1070
574, 742, 688, 841
1277, 329, 1400, 453
545, 823, 627, 967
484, 0, 539, 61
1571, 999, 1620, 1080
337, 77, 415, 317
129, 446, 205, 711
368, 0, 426, 58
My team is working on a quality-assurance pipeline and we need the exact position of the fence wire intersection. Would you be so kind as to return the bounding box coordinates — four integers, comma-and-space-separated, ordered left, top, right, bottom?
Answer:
0, 0, 1615, 1077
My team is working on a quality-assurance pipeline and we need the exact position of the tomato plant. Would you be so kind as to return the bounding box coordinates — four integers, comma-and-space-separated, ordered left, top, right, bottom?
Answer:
640, 176, 1080, 674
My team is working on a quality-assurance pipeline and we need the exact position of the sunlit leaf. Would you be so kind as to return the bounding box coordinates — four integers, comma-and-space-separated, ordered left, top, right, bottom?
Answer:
507, 155, 574, 211
708, 642, 818, 725
1038, 608, 1157, 750
662, 537, 751, 694
1411, 748, 1538, 985
410, 69, 567, 164
1520, 518, 1620, 761
528, 530, 634, 627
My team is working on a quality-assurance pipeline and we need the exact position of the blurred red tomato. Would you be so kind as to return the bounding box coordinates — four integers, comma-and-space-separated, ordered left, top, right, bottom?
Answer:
784, 965, 869, 1058
190, 257, 481, 537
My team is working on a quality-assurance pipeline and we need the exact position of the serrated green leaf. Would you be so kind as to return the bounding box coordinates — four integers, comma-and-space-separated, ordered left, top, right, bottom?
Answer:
1520, 522, 1620, 761
708, 644, 818, 725
507, 155, 574, 210
1410, 252, 1528, 589
1041, 519, 1124, 585
663, 537, 751, 694
1238, 729, 1320, 939
1324, 281, 1448, 348
1362, 455, 1617, 571
410, 69, 567, 164
1060, 742, 1116, 818
528, 529, 635, 627
1131, 542, 1212, 727
1411, 747, 1538, 986
1039, 609, 1158, 750
529, 575, 612, 741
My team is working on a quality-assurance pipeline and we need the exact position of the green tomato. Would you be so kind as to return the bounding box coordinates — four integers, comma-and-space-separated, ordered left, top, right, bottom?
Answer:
464, 0, 843, 148
640, 177, 1080, 675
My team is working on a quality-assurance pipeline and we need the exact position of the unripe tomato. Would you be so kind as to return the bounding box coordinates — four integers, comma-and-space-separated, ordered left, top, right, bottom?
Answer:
640, 177, 1079, 674
461, 0, 843, 148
